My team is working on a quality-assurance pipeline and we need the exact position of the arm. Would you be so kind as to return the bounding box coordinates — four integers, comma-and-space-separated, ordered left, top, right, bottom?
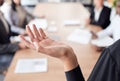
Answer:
65, 66, 84, 81
97, 24, 113, 38
20, 24, 85, 81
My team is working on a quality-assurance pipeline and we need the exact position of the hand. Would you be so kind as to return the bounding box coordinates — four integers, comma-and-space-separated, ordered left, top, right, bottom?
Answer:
20, 24, 78, 71
20, 24, 75, 59
91, 31, 98, 39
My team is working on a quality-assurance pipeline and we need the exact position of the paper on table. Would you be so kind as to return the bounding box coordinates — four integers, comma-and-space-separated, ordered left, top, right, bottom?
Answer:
63, 20, 81, 26
91, 36, 114, 47
47, 26, 58, 32
49, 35, 60, 41
67, 29, 92, 44
29, 18, 48, 29
15, 58, 48, 73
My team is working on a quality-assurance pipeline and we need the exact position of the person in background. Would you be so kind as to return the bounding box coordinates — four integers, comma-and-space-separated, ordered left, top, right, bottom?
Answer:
0, 0, 27, 74
92, 0, 120, 43
1, 0, 34, 35
88, 0, 111, 29
20, 23, 120, 81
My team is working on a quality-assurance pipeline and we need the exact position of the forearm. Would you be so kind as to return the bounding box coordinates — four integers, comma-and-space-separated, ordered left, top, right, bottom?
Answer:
96, 24, 113, 38
62, 52, 79, 72
65, 65, 85, 81
97, 29, 111, 38
60, 48, 85, 81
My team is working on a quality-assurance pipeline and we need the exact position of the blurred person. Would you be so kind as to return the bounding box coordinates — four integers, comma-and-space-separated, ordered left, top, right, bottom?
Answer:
20, 24, 120, 81
0, 0, 27, 74
1, 0, 34, 35
87, 0, 111, 29
92, 0, 120, 44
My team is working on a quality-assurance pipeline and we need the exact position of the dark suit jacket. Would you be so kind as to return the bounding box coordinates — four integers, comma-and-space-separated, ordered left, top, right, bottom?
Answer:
90, 6, 111, 29
65, 39, 120, 81
0, 19, 19, 54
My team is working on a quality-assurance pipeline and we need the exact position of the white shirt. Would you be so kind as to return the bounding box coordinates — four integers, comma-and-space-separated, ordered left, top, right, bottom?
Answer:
94, 7, 103, 22
97, 15, 120, 42
0, 2, 25, 34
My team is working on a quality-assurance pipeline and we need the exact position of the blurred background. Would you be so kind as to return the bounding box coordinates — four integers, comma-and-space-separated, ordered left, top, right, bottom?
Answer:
0, 0, 116, 81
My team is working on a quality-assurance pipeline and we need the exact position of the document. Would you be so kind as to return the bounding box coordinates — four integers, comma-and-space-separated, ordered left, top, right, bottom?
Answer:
67, 29, 92, 44
49, 35, 60, 41
29, 18, 48, 29
63, 20, 81, 26
47, 26, 58, 32
15, 58, 48, 73
91, 36, 114, 47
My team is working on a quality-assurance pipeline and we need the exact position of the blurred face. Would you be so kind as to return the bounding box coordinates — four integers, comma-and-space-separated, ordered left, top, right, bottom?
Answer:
94, 0, 103, 8
0, 0, 4, 6
13, 0, 20, 5
116, 1, 120, 15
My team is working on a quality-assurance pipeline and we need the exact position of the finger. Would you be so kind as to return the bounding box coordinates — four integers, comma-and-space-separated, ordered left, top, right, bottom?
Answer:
33, 24, 42, 41
26, 25, 35, 42
39, 28, 47, 39
19, 35, 35, 49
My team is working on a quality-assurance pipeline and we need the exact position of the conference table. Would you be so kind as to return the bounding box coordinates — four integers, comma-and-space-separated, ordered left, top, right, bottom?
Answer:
4, 3, 102, 81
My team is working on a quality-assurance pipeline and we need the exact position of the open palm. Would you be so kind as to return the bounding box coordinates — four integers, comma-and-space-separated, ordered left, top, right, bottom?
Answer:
20, 24, 72, 58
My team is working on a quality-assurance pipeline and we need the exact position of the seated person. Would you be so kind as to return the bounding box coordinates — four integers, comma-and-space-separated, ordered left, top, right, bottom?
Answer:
0, 0, 27, 74
92, 0, 120, 44
1, 0, 34, 34
20, 23, 120, 81
88, 0, 111, 29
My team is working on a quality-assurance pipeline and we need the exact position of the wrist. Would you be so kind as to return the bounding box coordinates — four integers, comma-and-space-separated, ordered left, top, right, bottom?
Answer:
60, 47, 79, 71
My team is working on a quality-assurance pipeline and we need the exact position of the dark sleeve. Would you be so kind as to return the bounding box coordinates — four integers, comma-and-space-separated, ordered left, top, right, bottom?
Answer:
90, 7, 94, 21
97, 6, 111, 29
0, 43, 20, 54
88, 40, 120, 81
65, 66, 85, 81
